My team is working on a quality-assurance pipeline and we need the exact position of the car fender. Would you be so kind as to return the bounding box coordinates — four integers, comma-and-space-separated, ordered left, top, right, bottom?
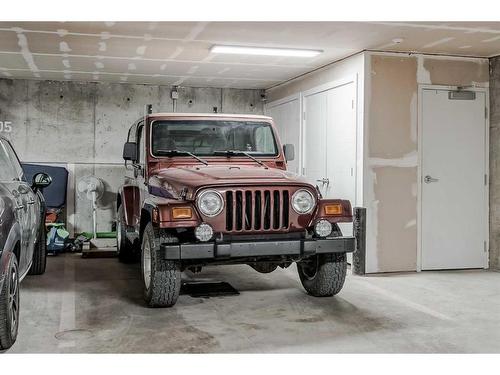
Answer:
1, 221, 22, 277
118, 185, 140, 227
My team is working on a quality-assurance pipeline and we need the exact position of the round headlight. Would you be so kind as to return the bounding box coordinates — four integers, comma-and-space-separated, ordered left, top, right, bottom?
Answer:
197, 190, 224, 217
314, 219, 332, 238
195, 223, 214, 242
291, 189, 315, 214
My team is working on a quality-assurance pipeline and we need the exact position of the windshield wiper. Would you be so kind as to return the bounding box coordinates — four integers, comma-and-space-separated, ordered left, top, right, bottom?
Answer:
156, 149, 208, 165
213, 150, 267, 168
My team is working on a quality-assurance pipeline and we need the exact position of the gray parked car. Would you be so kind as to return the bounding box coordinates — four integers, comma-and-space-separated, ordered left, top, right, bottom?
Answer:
0, 136, 51, 350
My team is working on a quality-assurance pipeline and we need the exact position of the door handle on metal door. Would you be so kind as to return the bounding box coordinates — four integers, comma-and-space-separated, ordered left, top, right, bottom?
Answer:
27, 199, 36, 205
424, 175, 439, 183
15, 204, 25, 210
316, 178, 330, 185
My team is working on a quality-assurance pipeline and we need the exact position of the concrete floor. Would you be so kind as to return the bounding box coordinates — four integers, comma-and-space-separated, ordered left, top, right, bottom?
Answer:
7, 253, 500, 353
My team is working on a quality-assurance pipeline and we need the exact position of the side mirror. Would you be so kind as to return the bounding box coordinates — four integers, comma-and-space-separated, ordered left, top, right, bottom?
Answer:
283, 144, 295, 162
123, 142, 137, 161
32, 172, 52, 191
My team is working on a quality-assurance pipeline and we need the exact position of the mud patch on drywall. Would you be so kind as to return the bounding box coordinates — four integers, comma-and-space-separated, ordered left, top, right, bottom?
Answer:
369, 55, 417, 159
423, 58, 489, 87
373, 166, 417, 272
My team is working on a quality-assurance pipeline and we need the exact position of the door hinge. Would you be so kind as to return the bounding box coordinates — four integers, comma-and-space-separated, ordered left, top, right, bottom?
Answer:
485, 174, 488, 186
352, 99, 355, 109
485, 107, 488, 119
484, 241, 488, 253
303, 111, 306, 121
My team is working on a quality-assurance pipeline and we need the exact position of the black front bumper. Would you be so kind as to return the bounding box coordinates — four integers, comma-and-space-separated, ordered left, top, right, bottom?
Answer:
161, 236, 355, 260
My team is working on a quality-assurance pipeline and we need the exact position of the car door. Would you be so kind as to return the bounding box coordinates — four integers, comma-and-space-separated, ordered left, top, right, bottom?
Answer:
4, 140, 39, 267
0, 139, 31, 274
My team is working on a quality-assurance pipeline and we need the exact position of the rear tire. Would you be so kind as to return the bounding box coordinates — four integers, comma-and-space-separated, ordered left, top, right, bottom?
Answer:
141, 223, 181, 308
117, 205, 139, 263
0, 254, 20, 350
28, 219, 47, 275
297, 252, 347, 297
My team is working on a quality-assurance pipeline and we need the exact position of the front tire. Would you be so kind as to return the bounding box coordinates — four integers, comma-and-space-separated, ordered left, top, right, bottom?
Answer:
28, 219, 47, 275
0, 254, 20, 350
297, 252, 347, 297
141, 223, 181, 308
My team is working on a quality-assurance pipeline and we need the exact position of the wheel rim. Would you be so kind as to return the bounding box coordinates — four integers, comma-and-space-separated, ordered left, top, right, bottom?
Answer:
142, 236, 152, 290
300, 256, 319, 280
8, 262, 19, 337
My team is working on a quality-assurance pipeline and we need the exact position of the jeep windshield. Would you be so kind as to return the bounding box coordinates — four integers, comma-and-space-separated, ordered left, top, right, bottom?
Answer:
151, 120, 278, 157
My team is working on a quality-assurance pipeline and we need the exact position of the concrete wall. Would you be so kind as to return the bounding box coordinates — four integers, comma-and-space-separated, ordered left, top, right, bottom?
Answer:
0, 78, 264, 235
489, 57, 500, 270
364, 52, 489, 273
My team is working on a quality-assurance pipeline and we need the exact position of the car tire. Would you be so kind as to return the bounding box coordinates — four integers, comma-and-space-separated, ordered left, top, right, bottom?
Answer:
117, 205, 139, 263
297, 252, 347, 297
0, 254, 20, 350
141, 223, 181, 308
28, 219, 47, 275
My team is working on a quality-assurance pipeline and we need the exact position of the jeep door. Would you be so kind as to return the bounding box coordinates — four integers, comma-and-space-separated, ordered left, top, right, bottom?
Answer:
135, 122, 148, 208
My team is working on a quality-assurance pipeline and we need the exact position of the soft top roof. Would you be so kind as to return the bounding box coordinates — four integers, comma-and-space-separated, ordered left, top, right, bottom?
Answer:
147, 113, 272, 121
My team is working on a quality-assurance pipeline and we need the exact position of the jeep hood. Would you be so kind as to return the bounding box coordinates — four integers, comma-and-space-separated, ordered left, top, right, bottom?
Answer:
149, 165, 312, 200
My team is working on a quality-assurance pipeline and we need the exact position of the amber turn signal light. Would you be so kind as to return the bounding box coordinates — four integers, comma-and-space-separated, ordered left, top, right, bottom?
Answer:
324, 204, 343, 215
171, 207, 192, 219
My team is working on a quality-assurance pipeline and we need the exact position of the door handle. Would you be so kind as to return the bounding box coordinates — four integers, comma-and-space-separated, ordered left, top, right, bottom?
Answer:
316, 178, 330, 185
424, 175, 439, 184
15, 204, 25, 210
28, 199, 36, 205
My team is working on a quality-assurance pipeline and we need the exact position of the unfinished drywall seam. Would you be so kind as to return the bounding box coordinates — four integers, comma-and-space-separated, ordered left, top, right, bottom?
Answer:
363, 52, 378, 273
12, 27, 41, 78
417, 55, 431, 84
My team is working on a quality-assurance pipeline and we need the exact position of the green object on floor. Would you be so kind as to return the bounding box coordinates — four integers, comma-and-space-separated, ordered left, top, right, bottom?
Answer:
78, 231, 117, 240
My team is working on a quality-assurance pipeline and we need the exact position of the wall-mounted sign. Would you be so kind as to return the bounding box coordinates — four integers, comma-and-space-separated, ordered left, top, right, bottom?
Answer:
0, 121, 12, 133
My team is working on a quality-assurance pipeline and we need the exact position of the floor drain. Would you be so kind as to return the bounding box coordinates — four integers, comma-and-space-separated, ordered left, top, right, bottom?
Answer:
55, 329, 94, 341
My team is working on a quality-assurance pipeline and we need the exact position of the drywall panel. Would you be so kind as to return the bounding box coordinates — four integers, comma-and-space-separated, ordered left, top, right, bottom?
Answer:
266, 53, 364, 103
365, 54, 418, 273
364, 52, 489, 273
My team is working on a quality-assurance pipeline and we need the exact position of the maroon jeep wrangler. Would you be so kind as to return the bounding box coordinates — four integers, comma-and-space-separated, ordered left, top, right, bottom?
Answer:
117, 109, 355, 307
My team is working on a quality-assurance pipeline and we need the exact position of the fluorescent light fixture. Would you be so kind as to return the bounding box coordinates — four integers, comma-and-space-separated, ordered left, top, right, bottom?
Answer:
211, 45, 322, 58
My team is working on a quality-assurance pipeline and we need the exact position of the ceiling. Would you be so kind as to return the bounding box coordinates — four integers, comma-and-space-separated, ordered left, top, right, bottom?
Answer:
1, 21, 500, 89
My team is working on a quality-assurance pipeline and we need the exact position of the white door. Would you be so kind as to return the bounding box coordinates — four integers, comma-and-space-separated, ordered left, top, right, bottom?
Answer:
421, 88, 487, 270
303, 82, 357, 235
303, 90, 328, 191
266, 97, 301, 174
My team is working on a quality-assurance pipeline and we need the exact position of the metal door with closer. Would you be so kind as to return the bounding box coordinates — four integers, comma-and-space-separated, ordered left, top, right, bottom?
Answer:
420, 88, 488, 270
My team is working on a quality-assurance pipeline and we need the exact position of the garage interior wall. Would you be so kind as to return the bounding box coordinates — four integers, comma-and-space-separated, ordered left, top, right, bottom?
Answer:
489, 56, 500, 270
265, 52, 365, 206
364, 52, 489, 273
0, 78, 264, 235
266, 51, 491, 273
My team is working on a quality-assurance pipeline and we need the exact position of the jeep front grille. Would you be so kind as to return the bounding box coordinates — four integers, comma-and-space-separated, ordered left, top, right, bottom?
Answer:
225, 189, 290, 232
